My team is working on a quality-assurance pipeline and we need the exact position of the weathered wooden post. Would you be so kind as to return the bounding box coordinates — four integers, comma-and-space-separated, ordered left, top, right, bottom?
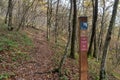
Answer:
79, 16, 88, 80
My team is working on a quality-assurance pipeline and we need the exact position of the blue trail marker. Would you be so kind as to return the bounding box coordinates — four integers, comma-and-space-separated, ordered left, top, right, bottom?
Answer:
80, 22, 88, 30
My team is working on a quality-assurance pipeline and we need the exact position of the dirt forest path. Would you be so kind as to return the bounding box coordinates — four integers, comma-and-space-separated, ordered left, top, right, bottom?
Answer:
14, 29, 59, 80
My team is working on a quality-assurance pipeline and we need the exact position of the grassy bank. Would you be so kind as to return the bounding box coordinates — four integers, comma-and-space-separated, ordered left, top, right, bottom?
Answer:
0, 23, 33, 80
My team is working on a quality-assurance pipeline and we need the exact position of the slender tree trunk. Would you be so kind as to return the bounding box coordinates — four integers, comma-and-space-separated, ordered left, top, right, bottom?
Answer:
117, 27, 120, 40
97, 0, 105, 60
5, 10, 8, 24
88, 0, 98, 57
8, 0, 13, 31
47, 0, 52, 41
93, 32, 97, 58
70, 0, 77, 59
54, 0, 60, 43
88, 0, 94, 56
99, 0, 119, 79
58, 0, 72, 75
68, 0, 72, 41
47, 0, 50, 41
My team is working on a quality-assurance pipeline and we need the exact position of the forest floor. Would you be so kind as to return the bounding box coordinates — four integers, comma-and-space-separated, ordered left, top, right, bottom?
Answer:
11, 28, 81, 80
0, 27, 119, 80
0, 27, 92, 80
12, 28, 88, 80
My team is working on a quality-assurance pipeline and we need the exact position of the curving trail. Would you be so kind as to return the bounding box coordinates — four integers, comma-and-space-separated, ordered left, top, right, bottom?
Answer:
14, 29, 59, 80
13, 29, 94, 80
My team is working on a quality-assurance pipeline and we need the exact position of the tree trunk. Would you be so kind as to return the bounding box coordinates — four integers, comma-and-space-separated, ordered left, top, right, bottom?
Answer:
70, 0, 77, 59
54, 0, 60, 43
47, 0, 50, 41
8, 0, 13, 31
117, 27, 120, 40
88, 0, 98, 57
58, 0, 72, 75
99, 0, 119, 80
4, 10, 8, 24
97, 0, 105, 60
47, 0, 52, 41
93, 32, 97, 58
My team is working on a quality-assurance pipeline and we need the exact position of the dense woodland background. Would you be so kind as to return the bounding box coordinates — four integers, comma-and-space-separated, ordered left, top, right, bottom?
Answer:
0, 0, 120, 80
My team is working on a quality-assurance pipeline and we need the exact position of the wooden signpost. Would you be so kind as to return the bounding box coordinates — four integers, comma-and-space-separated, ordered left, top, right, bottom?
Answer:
79, 16, 88, 80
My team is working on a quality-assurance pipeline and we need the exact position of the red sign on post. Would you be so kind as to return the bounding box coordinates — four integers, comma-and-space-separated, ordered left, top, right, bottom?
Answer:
80, 36, 88, 51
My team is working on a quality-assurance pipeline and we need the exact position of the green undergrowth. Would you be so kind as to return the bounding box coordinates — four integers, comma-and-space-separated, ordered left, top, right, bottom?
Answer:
112, 72, 120, 80
0, 72, 15, 80
0, 23, 33, 79
0, 23, 33, 50
88, 57, 100, 80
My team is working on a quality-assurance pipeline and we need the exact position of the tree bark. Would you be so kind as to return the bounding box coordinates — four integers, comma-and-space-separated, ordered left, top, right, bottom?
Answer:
58, 0, 72, 75
47, 0, 50, 41
4, 10, 8, 24
97, 0, 105, 60
8, 0, 13, 31
99, 0, 119, 80
54, 0, 60, 43
88, 0, 98, 57
70, 0, 77, 59
47, 0, 52, 41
